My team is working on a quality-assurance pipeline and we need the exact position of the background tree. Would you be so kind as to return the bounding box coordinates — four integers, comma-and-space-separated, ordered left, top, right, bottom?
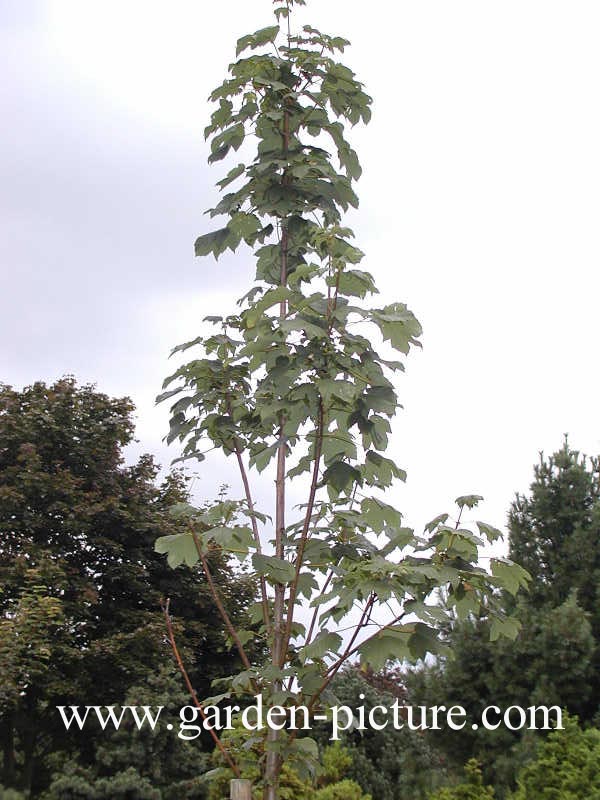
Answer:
509, 439, 600, 711
43, 669, 212, 800
409, 440, 600, 796
509, 440, 600, 615
0, 378, 254, 797
155, 2, 529, 798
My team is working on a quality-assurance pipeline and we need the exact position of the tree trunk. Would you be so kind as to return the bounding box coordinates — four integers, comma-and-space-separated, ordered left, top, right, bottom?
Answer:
263, 96, 291, 798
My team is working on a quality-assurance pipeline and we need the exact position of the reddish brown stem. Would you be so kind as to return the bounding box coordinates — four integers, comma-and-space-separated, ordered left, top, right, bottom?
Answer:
161, 599, 240, 777
191, 532, 254, 675
281, 402, 325, 665
323, 594, 376, 683
325, 609, 406, 682
264, 97, 291, 800
304, 568, 334, 648
227, 399, 270, 633
289, 607, 406, 748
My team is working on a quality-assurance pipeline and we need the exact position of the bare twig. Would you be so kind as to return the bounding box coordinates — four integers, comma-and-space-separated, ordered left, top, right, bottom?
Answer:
296, 607, 406, 745
191, 531, 254, 675
226, 397, 271, 633
304, 568, 334, 647
161, 599, 240, 777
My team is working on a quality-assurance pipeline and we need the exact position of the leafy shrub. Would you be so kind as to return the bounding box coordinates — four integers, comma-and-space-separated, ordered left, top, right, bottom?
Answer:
44, 765, 161, 800
0, 787, 26, 800
428, 760, 494, 800
512, 716, 600, 800
314, 778, 371, 800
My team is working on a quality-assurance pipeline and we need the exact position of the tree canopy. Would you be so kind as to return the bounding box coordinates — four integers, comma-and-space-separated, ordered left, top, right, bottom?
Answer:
0, 378, 254, 796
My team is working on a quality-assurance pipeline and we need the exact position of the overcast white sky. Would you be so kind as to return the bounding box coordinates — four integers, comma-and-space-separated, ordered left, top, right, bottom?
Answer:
1, 0, 599, 552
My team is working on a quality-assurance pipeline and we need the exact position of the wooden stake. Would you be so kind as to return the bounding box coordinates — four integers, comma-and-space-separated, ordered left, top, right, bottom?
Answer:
230, 778, 252, 800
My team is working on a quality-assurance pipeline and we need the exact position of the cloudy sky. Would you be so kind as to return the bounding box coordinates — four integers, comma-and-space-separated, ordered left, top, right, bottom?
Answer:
1, 0, 599, 551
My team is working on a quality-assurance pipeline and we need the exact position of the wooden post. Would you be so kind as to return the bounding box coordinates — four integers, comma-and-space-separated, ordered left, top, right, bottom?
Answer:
230, 778, 252, 800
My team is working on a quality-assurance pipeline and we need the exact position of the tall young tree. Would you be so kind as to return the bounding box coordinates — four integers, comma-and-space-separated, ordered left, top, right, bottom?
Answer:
156, 2, 528, 797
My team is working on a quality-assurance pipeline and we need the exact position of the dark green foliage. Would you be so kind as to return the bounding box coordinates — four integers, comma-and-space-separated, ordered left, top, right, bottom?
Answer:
509, 439, 600, 712
509, 440, 600, 614
313, 780, 370, 800
412, 596, 594, 780
0, 789, 25, 800
409, 440, 600, 796
0, 378, 254, 796
43, 766, 161, 800
44, 670, 210, 800
512, 716, 600, 800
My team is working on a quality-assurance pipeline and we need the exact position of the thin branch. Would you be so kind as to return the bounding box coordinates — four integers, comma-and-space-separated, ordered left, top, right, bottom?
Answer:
281, 401, 325, 665
325, 609, 406, 680
314, 608, 404, 712
191, 531, 254, 675
447, 506, 464, 553
297, 478, 360, 681
288, 596, 397, 747
161, 599, 240, 778
454, 507, 464, 530
306, 476, 358, 644
226, 398, 271, 633
304, 568, 334, 648
326, 593, 376, 681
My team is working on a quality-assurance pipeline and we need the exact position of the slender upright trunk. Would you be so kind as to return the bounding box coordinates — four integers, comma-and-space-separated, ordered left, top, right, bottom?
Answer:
264, 104, 290, 800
